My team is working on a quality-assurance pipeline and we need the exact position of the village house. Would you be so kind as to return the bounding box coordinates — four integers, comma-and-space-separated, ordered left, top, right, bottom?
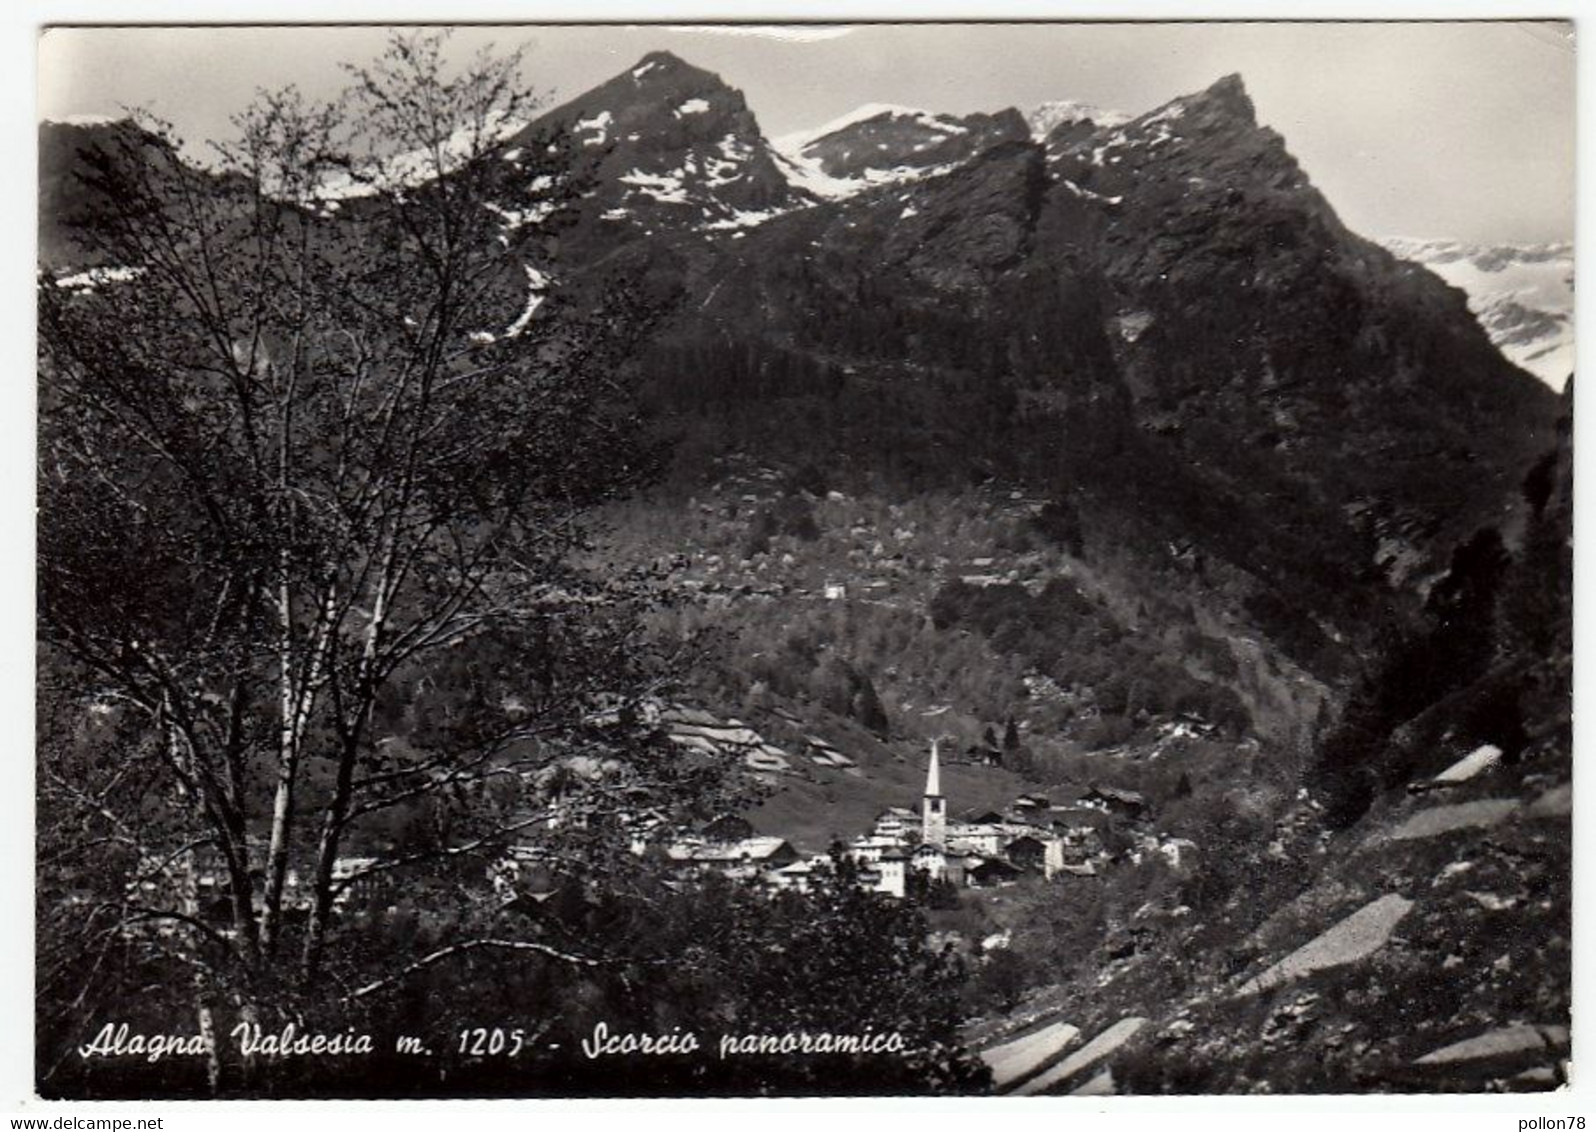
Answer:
1127, 832, 1199, 870
665, 835, 800, 877
848, 833, 903, 864
946, 823, 1008, 857
1004, 834, 1049, 872
767, 857, 819, 893
872, 806, 918, 841
912, 842, 950, 883
967, 857, 1023, 888
1079, 783, 1150, 821
874, 848, 910, 898
700, 813, 755, 842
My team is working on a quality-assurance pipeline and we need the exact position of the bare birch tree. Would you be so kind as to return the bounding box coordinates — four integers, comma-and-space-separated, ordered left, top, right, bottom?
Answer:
38, 32, 725, 1082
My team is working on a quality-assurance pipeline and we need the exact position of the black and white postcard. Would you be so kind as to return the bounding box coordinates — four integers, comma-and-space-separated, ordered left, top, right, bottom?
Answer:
32, 18, 1574, 1102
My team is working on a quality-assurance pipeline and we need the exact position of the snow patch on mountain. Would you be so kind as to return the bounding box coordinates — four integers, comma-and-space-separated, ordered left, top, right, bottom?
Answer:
772, 148, 956, 201
575, 110, 613, 147
619, 169, 690, 204
472, 265, 552, 344
703, 206, 793, 231
483, 196, 561, 234
1142, 101, 1188, 127
1025, 100, 1131, 138
1059, 178, 1123, 206
771, 148, 861, 200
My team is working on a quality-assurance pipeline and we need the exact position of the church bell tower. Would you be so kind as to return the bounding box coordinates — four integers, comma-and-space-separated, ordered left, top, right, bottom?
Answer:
922, 740, 947, 850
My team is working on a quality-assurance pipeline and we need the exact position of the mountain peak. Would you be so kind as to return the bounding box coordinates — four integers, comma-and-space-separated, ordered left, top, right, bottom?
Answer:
628, 50, 715, 85
1117, 72, 1257, 140
1190, 72, 1255, 123
511, 49, 808, 237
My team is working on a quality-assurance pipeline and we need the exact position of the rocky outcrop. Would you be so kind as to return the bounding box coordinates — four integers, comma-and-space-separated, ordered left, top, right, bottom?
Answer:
1235, 894, 1413, 996
980, 1020, 1080, 1089
1012, 1017, 1148, 1096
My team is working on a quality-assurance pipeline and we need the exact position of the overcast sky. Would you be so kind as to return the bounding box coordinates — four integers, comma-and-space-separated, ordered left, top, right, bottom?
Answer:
38, 21, 1575, 244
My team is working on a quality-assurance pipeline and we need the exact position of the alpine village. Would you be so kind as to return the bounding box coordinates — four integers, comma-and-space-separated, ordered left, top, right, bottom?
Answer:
36, 33, 1572, 1099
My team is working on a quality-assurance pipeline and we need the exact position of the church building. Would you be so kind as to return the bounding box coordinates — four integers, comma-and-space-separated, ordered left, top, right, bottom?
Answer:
921, 739, 947, 850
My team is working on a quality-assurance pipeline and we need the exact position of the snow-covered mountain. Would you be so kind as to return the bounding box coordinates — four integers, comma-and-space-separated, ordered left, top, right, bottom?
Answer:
507, 51, 812, 236
1024, 99, 1130, 139
766, 99, 1134, 201
1380, 237, 1573, 390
